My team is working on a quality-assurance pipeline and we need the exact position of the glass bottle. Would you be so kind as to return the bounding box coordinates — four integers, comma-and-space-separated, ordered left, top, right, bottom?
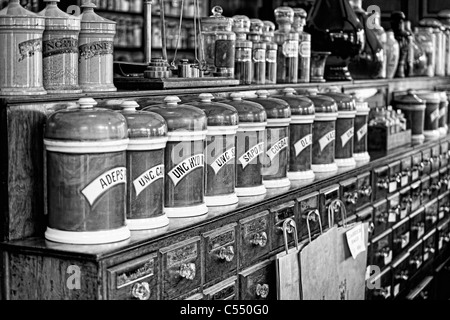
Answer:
438, 10, 450, 75
274, 6, 299, 84
385, 31, 400, 79
405, 21, 427, 77
369, 10, 387, 78
419, 18, 445, 77
414, 27, 435, 77
292, 8, 311, 83
248, 19, 266, 85
391, 11, 410, 78
262, 20, 277, 84
233, 15, 252, 84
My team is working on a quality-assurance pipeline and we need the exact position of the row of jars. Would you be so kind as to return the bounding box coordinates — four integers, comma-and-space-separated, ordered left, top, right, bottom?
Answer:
0, 0, 116, 95
43, 89, 371, 245
96, 0, 143, 13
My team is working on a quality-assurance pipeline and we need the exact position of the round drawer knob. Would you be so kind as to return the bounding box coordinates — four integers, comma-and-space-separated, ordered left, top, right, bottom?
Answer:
255, 283, 269, 298
250, 232, 267, 247
131, 282, 151, 300
179, 263, 196, 280
217, 245, 235, 262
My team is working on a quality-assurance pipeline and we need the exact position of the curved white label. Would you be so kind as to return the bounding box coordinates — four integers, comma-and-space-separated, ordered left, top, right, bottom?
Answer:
430, 109, 440, 123
319, 130, 335, 151
267, 137, 288, 161
341, 127, 354, 148
294, 134, 312, 156
81, 167, 126, 206
282, 40, 298, 58
239, 142, 265, 169
168, 154, 204, 187
357, 124, 367, 142
133, 164, 164, 197
211, 147, 235, 174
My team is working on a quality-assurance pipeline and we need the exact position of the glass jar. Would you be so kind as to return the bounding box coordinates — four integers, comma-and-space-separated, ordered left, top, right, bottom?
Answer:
248, 19, 266, 85
201, 6, 236, 77
414, 27, 436, 77
265, 42, 277, 84
438, 10, 450, 75
419, 18, 446, 77
292, 8, 311, 83
385, 31, 400, 79
405, 21, 427, 77
232, 14, 250, 40
393, 90, 426, 144
415, 91, 441, 140
235, 39, 252, 84
437, 91, 449, 137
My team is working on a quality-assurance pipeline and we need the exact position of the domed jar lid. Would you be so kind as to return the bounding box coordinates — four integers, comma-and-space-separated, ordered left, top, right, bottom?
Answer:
221, 92, 267, 130
393, 89, 426, 106
80, 1, 116, 34
245, 90, 291, 127
321, 92, 356, 118
262, 20, 275, 36
39, 0, 80, 31
201, 6, 233, 31
119, 101, 168, 151
274, 88, 315, 124
188, 93, 239, 136
143, 96, 207, 141
419, 18, 444, 30
306, 94, 338, 121
249, 19, 264, 34
414, 90, 441, 104
232, 15, 251, 33
0, 0, 45, 29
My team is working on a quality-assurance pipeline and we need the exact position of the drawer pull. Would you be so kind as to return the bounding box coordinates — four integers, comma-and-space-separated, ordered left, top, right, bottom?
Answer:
250, 232, 268, 247
344, 191, 358, 205
255, 283, 269, 298
374, 287, 390, 299
377, 180, 389, 190
359, 185, 372, 197
375, 248, 390, 258
419, 291, 429, 300
431, 182, 441, 191
179, 263, 196, 280
395, 271, 409, 281
131, 282, 151, 300
217, 246, 235, 262
411, 223, 424, 231
425, 246, 435, 254
368, 222, 375, 234
410, 258, 421, 268
440, 206, 450, 214
393, 234, 409, 246
376, 214, 387, 224
444, 235, 450, 243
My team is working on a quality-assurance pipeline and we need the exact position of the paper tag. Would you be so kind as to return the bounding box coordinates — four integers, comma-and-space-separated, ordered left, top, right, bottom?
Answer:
401, 232, 410, 249
294, 134, 312, 156
400, 209, 407, 220
439, 238, 444, 250
401, 175, 409, 186
388, 212, 397, 223
424, 252, 429, 261
81, 167, 126, 206
440, 107, 446, 118
345, 224, 366, 259
417, 225, 425, 239
430, 109, 440, 123
384, 250, 393, 265
394, 284, 400, 297
384, 286, 391, 299
365, 266, 371, 280
168, 154, 204, 187
266, 137, 288, 161
239, 142, 265, 169
389, 181, 397, 193
412, 170, 419, 181
210, 147, 235, 174
133, 164, 164, 197
318, 130, 335, 152
357, 124, 367, 142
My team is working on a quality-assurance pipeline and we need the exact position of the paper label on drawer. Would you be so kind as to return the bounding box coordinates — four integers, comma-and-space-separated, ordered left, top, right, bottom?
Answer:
439, 238, 444, 250
357, 124, 367, 142
133, 164, 164, 197
401, 175, 409, 186
167, 243, 197, 268
266, 137, 288, 161
394, 284, 400, 297
384, 250, 393, 265
430, 109, 440, 123
401, 232, 410, 249
168, 154, 204, 187
341, 127, 354, 148
412, 170, 419, 181
81, 167, 126, 206
211, 147, 235, 174
239, 142, 265, 169
294, 134, 312, 156
346, 224, 366, 259
388, 212, 397, 223
319, 130, 335, 152
424, 252, 429, 261
389, 181, 397, 193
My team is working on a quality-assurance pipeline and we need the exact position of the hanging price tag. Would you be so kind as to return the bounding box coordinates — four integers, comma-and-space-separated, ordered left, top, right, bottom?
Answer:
345, 224, 366, 259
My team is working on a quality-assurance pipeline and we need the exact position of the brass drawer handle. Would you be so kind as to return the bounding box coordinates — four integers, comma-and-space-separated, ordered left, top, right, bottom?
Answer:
425, 246, 435, 254
217, 246, 235, 262
359, 185, 372, 197
255, 283, 269, 298
250, 232, 267, 247
375, 247, 390, 258
131, 282, 151, 300
179, 263, 196, 280
410, 258, 421, 268
374, 287, 390, 299
395, 271, 409, 281
393, 234, 409, 246
411, 222, 424, 231
344, 191, 358, 204
377, 179, 389, 189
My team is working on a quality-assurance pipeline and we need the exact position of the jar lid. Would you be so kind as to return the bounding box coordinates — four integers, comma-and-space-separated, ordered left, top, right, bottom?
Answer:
249, 18, 264, 34
232, 15, 251, 33
419, 18, 443, 28
438, 9, 450, 19
119, 101, 168, 140
306, 95, 338, 114
274, 6, 294, 26
415, 90, 441, 104
0, 0, 45, 28
201, 6, 233, 30
393, 89, 425, 105
80, 1, 116, 32
143, 96, 207, 133
39, 0, 80, 31
236, 39, 252, 48
274, 88, 315, 116
246, 90, 291, 123
262, 20, 275, 37
189, 93, 239, 127
321, 92, 356, 112
221, 92, 267, 124
44, 98, 128, 141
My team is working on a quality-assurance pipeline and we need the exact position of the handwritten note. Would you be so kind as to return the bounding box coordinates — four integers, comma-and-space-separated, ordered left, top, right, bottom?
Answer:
346, 224, 366, 259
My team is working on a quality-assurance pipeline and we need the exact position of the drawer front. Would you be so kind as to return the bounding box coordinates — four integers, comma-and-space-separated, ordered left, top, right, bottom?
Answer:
408, 240, 423, 277
107, 253, 158, 300
438, 191, 450, 221
357, 172, 373, 210
297, 192, 321, 241
239, 260, 276, 300
424, 199, 439, 232
431, 144, 441, 172
203, 224, 237, 284
388, 160, 402, 194
371, 230, 393, 269
269, 201, 296, 251
161, 237, 202, 300
387, 193, 401, 227
357, 206, 374, 242
421, 148, 432, 176
430, 171, 441, 200
320, 184, 340, 227
340, 177, 358, 219
239, 211, 271, 268
392, 253, 410, 298
411, 153, 422, 182
423, 230, 436, 263
409, 277, 434, 300
410, 208, 425, 243
421, 176, 431, 205
440, 141, 449, 168
367, 267, 392, 300
400, 157, 412, 188
203, 277, 237, 300
374, 165, 389, 201
439, 167, 449, 195
399, 187, 412, 220
392, 218, 411, 258
373, 199, 389, 237
410, 181, 422, 212
437, 218, 450, 254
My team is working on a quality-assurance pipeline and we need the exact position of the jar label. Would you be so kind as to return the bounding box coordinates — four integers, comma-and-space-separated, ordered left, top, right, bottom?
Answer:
430, 109, 440, 123
266, 49, 277, 63
81, 167, 126, 206
210, 147, 235, 174
357, 124, 367, 142
341, 127, 354, 148
282, 40, 298, 58
43, 37, 78, 58
266, 137, 288, 161
168, 154, 204, 187
236, 48, 251, 62
318, 130, 335, 152
293, 134, 312, 157
133, 164, 164, 197
79, 40, 114, 61
239, 142, 265, 169
18, 38, 42, 62
299, 41, 311, 57
253, 48, 265, 62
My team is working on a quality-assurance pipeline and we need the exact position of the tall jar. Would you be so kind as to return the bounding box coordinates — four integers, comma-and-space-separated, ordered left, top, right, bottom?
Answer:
322, 92, 357, 168
78, 1, 117, 92
385, 31, 400, 79
415, 91, 441, 140
307, 94, 339, 173
189, 93, 239, 207
234, 39, 252, 84
0, 0, 46, 95
369, 10, 387, 78
274, 6, 299, 84
40, 0, 82, 94
274, 88, 315, 181
438, 10, 450, 75
44, 98, 130, 244
414, 27, 436, 77
353, 96, 371, 164
292, 8, 311, 83
393, 90, 426, 144
262, 20, 277, 84
246, 90, 292, 189
437, 91, 449, 137
248, 19, 266, 85
221, 93, 267, 197
119, 101, 169, 230
419, 18, 446, 77
144, 96, 208, 218
201, 6, 236, 77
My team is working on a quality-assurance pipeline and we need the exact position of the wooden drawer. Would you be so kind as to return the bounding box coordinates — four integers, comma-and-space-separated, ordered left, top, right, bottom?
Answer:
387, 193, 401, 227
440, 140, 449, 168
203, 224, 237, 285
424, 198, 439, 233
357, 171, 372, 210
160, 237, 202, 300
437, 218, 450, 254
373, 199, 389, 237
373, 165, 389, 201
239, 260, 275, 300
406, 276, 433, 300
439, 167, 449, 195
203, 276, 237, 300
388, 160, 402, 194
438, 191, 450, 222
411, 152, 423, 182
399, 187, 411, 220
430, 171, 441, 200
423, 229, 437, 264
107, 253, 158, 300
269, 201, 296, 251
408, 239, 423, 277
421, 175, 431, 205
366, 267, 392, 300
410, 207, 425, 243
391, 252, 410, 299
319, 184, 340, 227
410, 181, 422, 212
239, 211, 270, 268
431, 144, 441, 172
421, 148, 433, 176
392, 217, 410, 258
340, 177, 358, 219
297, 192, 321, 241
400, 157, 412, 188
370, 229, 393, 269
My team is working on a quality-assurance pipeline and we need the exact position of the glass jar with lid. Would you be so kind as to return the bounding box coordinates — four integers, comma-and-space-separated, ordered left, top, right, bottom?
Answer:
419, 18, 446, 77
415, 90, 441, 140
393, 90, 426, 144
262, 20, 277, 84
292, 8, 311, 83
438, 10, 450, 76
414, 27, 436, 77
201, 6, 236, 77
248, 19, 266, 85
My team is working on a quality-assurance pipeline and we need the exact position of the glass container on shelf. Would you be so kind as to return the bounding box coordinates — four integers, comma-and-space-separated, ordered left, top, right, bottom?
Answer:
385, 31, 400, 79
233, 15, 252, 84
201, 6, 236, 77
292, 8, 311, 83
368, 10, 387, 78
414, 27, 436, 77
352, 95, 371, 164
393, 90, 426, 144
248, 19, 266, 85
391, 11, 412, 78
415, 91, 441, 140
262, 20, 277, 84
405, 21, 427, 77
437, 10, 450, 75
419, 18, 446, 77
